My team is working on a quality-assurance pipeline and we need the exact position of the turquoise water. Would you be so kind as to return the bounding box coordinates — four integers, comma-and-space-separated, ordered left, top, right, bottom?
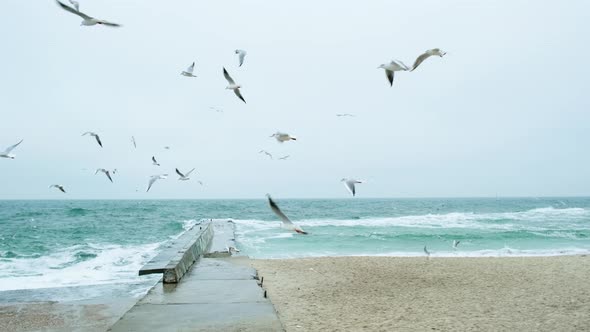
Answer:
1, 198, 590, 292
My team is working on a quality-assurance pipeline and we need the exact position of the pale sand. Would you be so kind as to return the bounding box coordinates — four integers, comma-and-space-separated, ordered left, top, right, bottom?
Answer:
251, 256, 590, 332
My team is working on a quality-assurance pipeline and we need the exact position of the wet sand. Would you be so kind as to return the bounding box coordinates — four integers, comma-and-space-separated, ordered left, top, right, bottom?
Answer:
252, 256, 590, 331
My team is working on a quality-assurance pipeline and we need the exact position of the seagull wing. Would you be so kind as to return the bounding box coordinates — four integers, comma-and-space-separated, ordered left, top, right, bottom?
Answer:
82, 132, 92, 136
175, 168, 185, 177
105, 171, 113, 183
234, 89, 246, 103
55, 0, 91, 19
185, 168, 195, 177
223, 67, 235, 85
412, 52, 431, 71
68, 0, 79, 11
94, 135, 103, 147
238, 52, 246, 67
186, 62, 195, 74
152, 156, 158, 164
97, 20, 122, 27
267, 195, 295, 227
344, 180, 356, 196
59, 186, 66, 193
131, 136, 136, 148
386, 70, 394, 86
3, 139, 23, 154
146, 177, 157, 192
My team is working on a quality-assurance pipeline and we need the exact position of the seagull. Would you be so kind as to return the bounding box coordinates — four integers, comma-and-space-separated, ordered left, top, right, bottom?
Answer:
377, 60, 410, 86
209, 107, 223, 113
152, 156, 160, 166
266, 194, 308, 234
278, 155, 290, 160
181, 62, 197, 77
259, 150, 273, 159
176, 168, 195, 181
341, 178, 363, 197
131, 136, 137, 148
411, 48, 446, 72
336, 113, 355, 117
55, 0, 121, 27
452, 240, 460, 249
223, 67, 246, 103
112, 168, 118, 174
68, 0, 79, 11
147, 174, 168, 192
0, 139, 23, 159
95, 168, 113, 183
235, 49, 247, 67
424, 245, 431, 258
270, 132, 296, 143
49, 184, 66, 193
164, 146, 171, 150
82, 132, 102, 147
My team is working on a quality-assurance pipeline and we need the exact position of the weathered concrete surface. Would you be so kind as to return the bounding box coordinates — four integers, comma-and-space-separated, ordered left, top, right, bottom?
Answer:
139, 221, 213, 283
109, 258, 283, 332
205, 219, 238, 258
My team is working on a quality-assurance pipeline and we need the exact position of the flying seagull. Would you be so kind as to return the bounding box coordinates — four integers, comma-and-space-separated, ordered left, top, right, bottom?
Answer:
131, 136, 137, 148
336, 113, 355, 117
152, 156, 160, 166
55, 0, 121, 27
235, 49, 247, 67
68, 0, 79, 11
209, 107, 223, 113
147, 174, 168, 192
164, 146, 171, 150
0, 139, 23, 159
270, 132, 296, 143
411, 48, 446, 72
223, 67, 246, 103
95, 168, 113, 183
266, 194, 308, 234
259, 150, 273, 159
424, 245, 431, 258
176, 168, 195, 181
82, 132, 102, 147
181, 62, 197, 77
341, 178, 363, 197
278, 155, 290, 160
452, 240, 460, 249
377, 60, 410, 86
49, 184, 66, 193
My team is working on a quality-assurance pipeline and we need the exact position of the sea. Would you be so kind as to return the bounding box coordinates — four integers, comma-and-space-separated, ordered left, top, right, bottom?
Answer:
1, 198, 589, 297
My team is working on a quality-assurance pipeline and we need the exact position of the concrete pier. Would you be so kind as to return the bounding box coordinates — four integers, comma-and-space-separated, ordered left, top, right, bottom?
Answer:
109, 219, 283, 332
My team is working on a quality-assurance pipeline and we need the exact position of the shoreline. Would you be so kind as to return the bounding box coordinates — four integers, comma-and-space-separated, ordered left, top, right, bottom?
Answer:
252, 255, 590, 331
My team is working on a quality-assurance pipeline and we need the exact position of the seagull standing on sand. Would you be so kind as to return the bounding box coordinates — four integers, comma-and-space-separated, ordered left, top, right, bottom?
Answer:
223, 67, 246, 103
175, 168, 195, 181
181, 62, 197, 77
235, 49, 247, 67
378, 60, 410, 86
55, 0, 121, 27
266, 194, 308, 234
411, 48, 446, 72
341, 178, 363, 197
259, 150, 273, 159
0, 139, 23, 159
147, 174, 168, 192
82, 132, 102, 147
452, 240, 460, 249
95, 168, 113, 183
49, 184, 66, 193
151, 156, 160, 166
270, 132, 296, 143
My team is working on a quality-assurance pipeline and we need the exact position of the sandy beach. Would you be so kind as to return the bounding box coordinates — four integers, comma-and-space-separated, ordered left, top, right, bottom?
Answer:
252, 256, 590, 331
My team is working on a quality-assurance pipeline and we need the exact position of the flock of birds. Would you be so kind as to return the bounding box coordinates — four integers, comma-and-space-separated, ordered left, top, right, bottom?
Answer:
3, 1, 449, 249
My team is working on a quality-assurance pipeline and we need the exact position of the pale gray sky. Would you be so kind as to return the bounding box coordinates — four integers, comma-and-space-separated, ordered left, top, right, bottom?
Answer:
1, 0, 589, 199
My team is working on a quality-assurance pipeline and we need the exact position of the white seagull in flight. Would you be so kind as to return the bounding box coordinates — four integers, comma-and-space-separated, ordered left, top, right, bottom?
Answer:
152, 156, 160, 166
95, 168, 113, 183
378, 60, 410, 86
223, 67, 246, 103
147, 174, 168, 192
131, 136, 137, 148
0, 139, 23, 159
55, 0, 121, 27
176, 168, 195, 181
82, 132, 102, 147
452, 240, 460, 249
235, 49, 247, 67
266, 194, 308, 234
341, 178, 363, 197
49, 184, 66, 193
259, 150, 273, 159
181, 62, 197, 77
411, 48, 446, 72
270, 132, 296, 143
278, 155, 290, 160
336, 113, 355, 117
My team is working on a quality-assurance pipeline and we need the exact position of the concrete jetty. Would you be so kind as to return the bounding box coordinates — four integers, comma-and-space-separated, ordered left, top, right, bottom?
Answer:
109, 219, 283, 332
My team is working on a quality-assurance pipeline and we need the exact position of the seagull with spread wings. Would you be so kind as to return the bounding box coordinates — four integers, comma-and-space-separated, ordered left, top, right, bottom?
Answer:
181, 62, 197, 77
377, 60, 410, 86
55, 0, 121, 27
411, 48, 446, 72
147, 174, 168, 192
95, 168, 113, 183
49, 184, 66, 193
0, 139, 23, 159
341, 178, 363, 197
267, 194, 308, 234
82, 132, 102, 147
176, 168, 195, 181
235, 49, 247, 67
223, 67, 246, 103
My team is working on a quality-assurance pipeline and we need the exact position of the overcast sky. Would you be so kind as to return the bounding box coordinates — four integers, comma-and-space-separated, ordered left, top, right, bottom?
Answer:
1, 0, 589, 199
